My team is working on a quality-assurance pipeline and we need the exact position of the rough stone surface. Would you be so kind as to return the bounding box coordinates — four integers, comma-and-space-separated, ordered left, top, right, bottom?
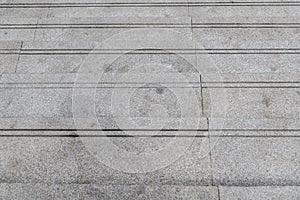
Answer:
203, 88, 300, 119
0, 18, 37, 41
0, 87, 202, 118
0, 41, 21, 73
211, 137, 300, 186
220, 186, 300, 200
190, 6, 300, 19
0, 137, 212, 185
34, 17, 192, 42
0, 184, 218, 200
0, 0, 300, 198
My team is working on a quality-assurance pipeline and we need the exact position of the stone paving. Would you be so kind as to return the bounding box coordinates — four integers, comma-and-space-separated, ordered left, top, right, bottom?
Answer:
0, 0, 300, 199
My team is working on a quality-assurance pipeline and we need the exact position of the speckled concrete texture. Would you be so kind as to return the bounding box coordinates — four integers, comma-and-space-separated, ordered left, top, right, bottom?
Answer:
0, 0, 299, 199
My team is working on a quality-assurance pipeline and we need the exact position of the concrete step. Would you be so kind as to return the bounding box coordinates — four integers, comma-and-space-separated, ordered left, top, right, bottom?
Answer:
220, 186, 300, 200
211, 137, 300, 186
1, 1, 299, 19
0, 184, 218, 200
0, 88, 202, 118
0, 137, 212, 185
1, 40, 300, 75
203, 87, 300, 119
1, 184, 299, 200
0, 134, 298, 186
209, 118, 300, 135
15, 51, 300, 74
0, 0, 299, 194
0, 17, 192, 41
0, 1, 190, 18
0, 16, 299, 46
1, 73, 300, 120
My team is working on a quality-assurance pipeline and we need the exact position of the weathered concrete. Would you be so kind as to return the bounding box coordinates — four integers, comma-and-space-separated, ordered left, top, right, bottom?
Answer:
0, 184, 218, 200
0, 18, 37, 41
220, 186, 300, 200
203, 88, 300, 119
0, 137, 212, 185
211, 137, 300, 186
34, 17, 192, 42
0, 41, 21, 73
0, 0, 300, 197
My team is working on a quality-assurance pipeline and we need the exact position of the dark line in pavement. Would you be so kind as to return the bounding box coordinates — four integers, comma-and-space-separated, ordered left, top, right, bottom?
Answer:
2, 48, 300, 55
1, 24, 300, 29
0, 129, 207, 131
0, 135, 299, 138
1, 86, 299, 89
1, 2, 300, 8
0, 52, 291, 55
18, 48, 300, 50
203, 86, 300, 88
0, 87, 200, 89
1, 129, 300, 132
9, 52, 300, 55
1, 82, 200, 84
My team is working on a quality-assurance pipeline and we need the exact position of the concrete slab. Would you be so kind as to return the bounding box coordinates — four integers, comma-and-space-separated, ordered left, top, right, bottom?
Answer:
17, 43, 197, 73
145, 185, 218, 200
0, 184, 218, 200
0, 86, 202, 118
193, 28, 300, 48
46, 6, 188, 18
0, 117, 77, 129
0, 41, 21, 74
0, 0, 189, 18
0, 137, 212, 185
0, 72, 200, 85
34, 17, 192, 42
189, 4, 300, 19
10, 45, 300, 74
0, 8, 49, 18
0, 117, 208, 132
0, 18, 37, 41
192, 16, 300, 24
0, 137, 79, 183
11, 41, 300, 74
209, 118, 300, 135
0, 88, 72, 118
200, 54, 300, 74
192, 16, 300, 49
0, 0, 299, 194
211, 137, 300, 186
75, 137, 212, 185
220, 186, 300, 200
17, 55, 86, 73
0, 183, 84, 200
203, 88, 300, 119
202, 73, 300, 83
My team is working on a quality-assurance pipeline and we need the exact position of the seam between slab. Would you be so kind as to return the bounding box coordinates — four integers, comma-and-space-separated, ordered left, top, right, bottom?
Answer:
189, 14, 194, 40
186, 0, 193, 40
2, 2, 300, 7
14, 41, 23, 73
33, 18, 39, 41
199, 74, 205, 116
207, 118, 215, 186
217, 185, 221, 200
46, 5, 52, 18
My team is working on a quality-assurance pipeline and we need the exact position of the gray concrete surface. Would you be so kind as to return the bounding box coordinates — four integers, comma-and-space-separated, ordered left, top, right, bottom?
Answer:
203, 88, 300, 119
220, 186, 300, 200
0, 137, 212, 185
211, 137, 300, 186
0, 184, 218, 200
0, 0, 300, 199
